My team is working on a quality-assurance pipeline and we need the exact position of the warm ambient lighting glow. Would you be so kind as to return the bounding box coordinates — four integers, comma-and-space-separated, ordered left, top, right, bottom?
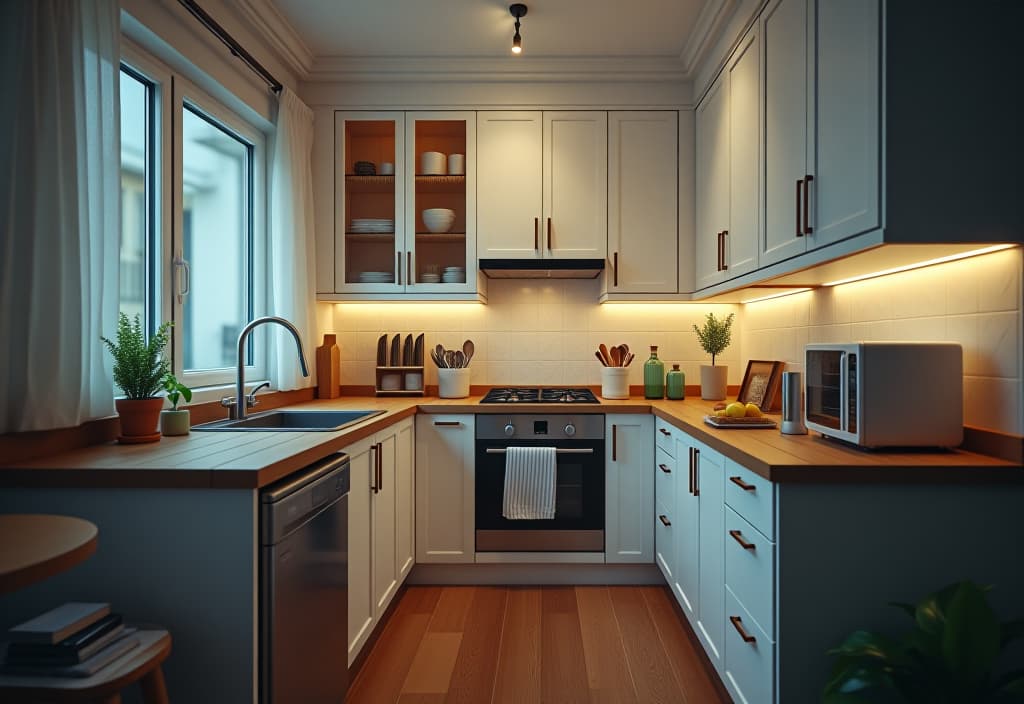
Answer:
740, 288, 813, 305
823, 245, 1016, 287
511, 40, 522, 54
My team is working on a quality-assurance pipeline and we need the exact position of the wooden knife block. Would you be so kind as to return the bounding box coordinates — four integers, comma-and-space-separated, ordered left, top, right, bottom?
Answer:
316, 334, 341, 399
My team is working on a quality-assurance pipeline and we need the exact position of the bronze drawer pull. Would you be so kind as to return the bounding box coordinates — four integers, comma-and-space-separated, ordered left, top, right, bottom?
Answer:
730, 615, 757, 644
659, 463, 671, 474
729, 529, 756, 550
659, 428, 671, 437
547, 217, 552, 249
659, 514, 671, 527
534, 217, 539, 249
729, 476, 757, 492
433, 421, 462, 427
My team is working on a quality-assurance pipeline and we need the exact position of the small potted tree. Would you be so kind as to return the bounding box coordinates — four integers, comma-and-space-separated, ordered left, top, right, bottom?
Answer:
160, 373, 192, 436
693, 312, 734, 400
101, 313, 172, 443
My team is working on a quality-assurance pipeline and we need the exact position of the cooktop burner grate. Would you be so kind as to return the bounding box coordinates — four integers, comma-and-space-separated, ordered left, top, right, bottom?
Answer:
479, 387, 600, 404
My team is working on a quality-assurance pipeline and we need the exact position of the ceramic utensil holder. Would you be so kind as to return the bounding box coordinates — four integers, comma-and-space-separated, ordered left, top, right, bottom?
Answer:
601, 367, 630, 399
437, 368, 470, 398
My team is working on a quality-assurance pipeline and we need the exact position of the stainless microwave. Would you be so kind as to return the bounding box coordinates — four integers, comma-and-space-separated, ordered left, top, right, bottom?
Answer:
804, 342, 963, 448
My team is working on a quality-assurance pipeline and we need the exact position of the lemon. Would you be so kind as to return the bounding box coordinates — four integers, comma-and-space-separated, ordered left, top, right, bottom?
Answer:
744, 403, 762, 418
716, 409, 728, 417
726, 402, 746, 418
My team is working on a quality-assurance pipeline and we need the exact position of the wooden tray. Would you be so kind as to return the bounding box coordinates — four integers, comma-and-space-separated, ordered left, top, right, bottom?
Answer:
704, 415, 778, 429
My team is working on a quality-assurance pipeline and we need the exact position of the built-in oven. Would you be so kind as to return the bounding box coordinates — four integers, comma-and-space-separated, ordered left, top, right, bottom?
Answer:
475, 414, 605, 552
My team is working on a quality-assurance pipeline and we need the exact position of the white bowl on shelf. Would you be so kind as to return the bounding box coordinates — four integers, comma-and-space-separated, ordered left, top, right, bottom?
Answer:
420, 151, 446, 175
422, 208, 455, 233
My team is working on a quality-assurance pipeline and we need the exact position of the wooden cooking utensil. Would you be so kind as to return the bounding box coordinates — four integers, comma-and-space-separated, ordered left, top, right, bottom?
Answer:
462, 339, 475, 366
610, 346, 622, 367
599, 343, 612, 367
595, 351, 608, 366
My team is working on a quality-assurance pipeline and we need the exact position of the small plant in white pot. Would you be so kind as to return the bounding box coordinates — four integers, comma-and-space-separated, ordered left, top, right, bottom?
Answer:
693, 312, 734, 400
160, 373, 192, 436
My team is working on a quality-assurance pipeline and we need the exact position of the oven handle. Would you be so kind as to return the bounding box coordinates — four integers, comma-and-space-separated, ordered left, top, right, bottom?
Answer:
485, 448, 595, 455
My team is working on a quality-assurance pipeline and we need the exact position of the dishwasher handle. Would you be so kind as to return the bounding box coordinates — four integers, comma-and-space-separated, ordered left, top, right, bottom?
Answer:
261, 454, 350, 545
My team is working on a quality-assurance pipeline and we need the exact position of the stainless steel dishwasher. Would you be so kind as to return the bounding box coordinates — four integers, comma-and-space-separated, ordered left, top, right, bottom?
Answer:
260, 453, 349, 704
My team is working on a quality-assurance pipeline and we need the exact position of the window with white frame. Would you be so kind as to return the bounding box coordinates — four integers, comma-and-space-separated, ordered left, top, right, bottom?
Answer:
119, 48, 267, 391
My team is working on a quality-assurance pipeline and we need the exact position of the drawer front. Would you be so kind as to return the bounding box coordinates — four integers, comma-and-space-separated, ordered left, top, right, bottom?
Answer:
655, 418, 676, 454
724, 460, 775, 541
724, 587, 775, 704
655, 498, 675, 582
655, 447, 676, 509
724, 507, 775, 638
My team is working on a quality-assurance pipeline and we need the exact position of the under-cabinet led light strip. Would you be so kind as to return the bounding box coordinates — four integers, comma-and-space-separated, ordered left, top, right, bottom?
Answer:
740, 288, 814, 305
822, 244, 1017, 287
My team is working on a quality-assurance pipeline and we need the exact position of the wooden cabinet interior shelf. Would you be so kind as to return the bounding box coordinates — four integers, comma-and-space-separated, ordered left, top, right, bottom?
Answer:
345, 174, 395, 192
414, 175, 466, 192
415, 233, 466, 242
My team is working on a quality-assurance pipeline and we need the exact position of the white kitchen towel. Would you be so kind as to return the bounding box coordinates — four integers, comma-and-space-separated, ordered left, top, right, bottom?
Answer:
503, 447, 557, 520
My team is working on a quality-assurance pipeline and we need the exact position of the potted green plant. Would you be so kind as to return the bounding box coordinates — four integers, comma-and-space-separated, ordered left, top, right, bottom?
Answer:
101, 313, 172, 443
824, 580, 1024, 703
160, 373, 192, 436
692, 312, 734, 400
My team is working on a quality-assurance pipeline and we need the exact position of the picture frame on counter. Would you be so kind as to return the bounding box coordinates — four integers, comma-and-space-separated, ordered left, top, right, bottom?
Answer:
738, 360, 785, 411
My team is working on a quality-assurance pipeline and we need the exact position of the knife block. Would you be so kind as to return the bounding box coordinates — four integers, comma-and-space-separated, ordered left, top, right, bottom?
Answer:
316, 334, 341, 399
375, 331, 425, 397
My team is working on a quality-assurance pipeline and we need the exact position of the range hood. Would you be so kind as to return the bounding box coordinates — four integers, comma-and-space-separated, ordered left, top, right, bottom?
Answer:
479, 259, 605, 279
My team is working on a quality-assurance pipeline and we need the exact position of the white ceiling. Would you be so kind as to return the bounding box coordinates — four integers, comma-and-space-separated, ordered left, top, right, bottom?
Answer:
271, 0, 710, 59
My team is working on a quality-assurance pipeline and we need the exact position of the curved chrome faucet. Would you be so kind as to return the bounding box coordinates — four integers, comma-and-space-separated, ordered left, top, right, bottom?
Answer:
230, 316, 309, 420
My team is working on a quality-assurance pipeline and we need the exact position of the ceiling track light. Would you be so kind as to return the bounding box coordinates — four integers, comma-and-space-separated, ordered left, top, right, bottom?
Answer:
509, 3, 527, 55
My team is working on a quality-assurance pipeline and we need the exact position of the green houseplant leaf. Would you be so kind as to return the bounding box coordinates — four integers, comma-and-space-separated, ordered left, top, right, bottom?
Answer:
162, 373, 192, 411
101, 313, 172, 399
942, 581, 1001, 687
691, 312, 734, 366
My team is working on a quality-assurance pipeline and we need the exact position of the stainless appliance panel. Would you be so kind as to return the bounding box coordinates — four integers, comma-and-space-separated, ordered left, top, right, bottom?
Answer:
476, 414, 605, 440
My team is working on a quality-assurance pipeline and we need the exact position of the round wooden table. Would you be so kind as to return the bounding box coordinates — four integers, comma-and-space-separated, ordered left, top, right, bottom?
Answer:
0, 514, 98, 594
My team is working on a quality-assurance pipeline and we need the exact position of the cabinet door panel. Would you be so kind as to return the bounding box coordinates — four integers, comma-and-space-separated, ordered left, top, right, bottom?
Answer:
674, 436, 699, 621
544, 112, 608, 259
345, 437, 375, 665
762, 0, 809, 266
727, 27, 761, 279
605, 415, 654, 563
373, 431, 398, 615
415, 415, 475, 563
394, 419, 415, 580
695, 77, 729, 290
696, 441, 726, 671
477, 112, 543, 258
607, 111, 678, 293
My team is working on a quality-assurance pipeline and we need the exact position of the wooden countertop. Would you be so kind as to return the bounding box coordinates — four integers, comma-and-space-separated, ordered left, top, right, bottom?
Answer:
0, 396, 1019, 489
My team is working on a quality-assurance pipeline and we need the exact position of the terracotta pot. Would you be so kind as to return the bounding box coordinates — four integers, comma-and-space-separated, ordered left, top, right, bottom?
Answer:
115, 398, 163, 441
700, 365, 728, 401
160, 409, 191, 436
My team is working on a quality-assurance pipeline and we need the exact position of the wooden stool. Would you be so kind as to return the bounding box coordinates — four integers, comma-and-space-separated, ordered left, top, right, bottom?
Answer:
0, 629, 171, 703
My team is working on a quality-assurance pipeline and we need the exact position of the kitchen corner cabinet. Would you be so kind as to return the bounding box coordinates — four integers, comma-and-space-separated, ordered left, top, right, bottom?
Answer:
695, 25, 760, 290
346, 416, 415, 665
605, 111, 679, 295
605, 414, 654, 563
415, 414, 475, 563
478, 111, 607, 260
330, 112, 482, 299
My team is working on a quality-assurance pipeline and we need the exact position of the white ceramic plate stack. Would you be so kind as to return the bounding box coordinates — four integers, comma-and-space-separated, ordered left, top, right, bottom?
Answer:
441, 266, 466, 284
358, 271, 395, 284
420, 273, 441, 283
350, 218, 394, 234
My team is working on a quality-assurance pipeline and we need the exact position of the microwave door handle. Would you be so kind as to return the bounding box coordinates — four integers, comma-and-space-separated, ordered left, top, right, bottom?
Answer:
839, 352, 848, 432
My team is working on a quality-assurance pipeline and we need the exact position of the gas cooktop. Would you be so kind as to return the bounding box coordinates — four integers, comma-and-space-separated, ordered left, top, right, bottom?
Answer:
479, 388, 600, 404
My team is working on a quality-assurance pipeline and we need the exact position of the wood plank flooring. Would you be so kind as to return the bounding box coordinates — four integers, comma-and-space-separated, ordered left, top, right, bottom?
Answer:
347, 586, 731, 704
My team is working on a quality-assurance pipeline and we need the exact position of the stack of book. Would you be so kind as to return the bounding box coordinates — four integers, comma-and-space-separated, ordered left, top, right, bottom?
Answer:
1, 602, 139, 678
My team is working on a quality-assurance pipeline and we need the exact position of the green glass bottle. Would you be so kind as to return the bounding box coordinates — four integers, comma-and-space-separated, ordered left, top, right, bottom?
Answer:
644, 345, 665, 399
666, 363, 685, 400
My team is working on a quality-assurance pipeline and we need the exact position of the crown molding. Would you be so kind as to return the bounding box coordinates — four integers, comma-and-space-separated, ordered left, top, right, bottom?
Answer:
679, 0, 737, 74
306, 55, 689, 84
229, 0, 314, 78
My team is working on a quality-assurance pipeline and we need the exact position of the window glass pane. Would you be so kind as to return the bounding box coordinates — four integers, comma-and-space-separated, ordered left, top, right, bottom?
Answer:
181, 105, 252, 371
119, 69, 149, 326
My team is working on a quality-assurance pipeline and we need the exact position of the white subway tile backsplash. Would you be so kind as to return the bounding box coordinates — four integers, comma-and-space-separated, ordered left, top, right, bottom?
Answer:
976, 312, 1019, 379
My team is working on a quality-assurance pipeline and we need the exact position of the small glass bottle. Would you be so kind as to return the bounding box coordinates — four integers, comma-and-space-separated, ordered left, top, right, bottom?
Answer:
644, 346, 665, 399
666, 364, 685, 400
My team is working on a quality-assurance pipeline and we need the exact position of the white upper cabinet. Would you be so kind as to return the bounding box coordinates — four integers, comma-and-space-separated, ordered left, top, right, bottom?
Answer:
606, 111, 679, 294
478, 111, 607, 260
695, 75, 730, 290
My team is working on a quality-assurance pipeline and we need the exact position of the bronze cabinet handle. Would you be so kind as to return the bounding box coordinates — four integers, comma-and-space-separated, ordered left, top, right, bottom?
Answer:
370, 443, 379, 494
547, 217, 552, 249
803, 174, 814, 235
693, 448, 700, 496
534, 217, 539, 250
613, 252, 619, 287
407, 251, 414, 284
721, 230, 729, 270
729, 475, 757, 492
729, 529, 756, 550
659, 463, 671, 474
659, 514, 672, 527
796, 179, 803, 237
396, 252, 403, 285
612, 424, 617, 461
716, 232, 723, 271
730, 615, 757, 644
377, 442, 383, 492
659, 428, 672, 437
688, 447, 694, 495
433, 421, 462, 427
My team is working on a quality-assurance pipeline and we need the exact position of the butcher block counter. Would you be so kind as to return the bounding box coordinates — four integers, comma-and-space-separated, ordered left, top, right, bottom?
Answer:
0, 395, 1018, 489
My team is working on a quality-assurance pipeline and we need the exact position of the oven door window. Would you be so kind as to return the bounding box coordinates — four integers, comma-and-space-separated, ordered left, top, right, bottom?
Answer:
475, 440, 605, 530
806, 350, 843, 429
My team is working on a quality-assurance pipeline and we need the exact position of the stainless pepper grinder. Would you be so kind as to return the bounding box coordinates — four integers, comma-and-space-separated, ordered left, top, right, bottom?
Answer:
780, 371, 808, 435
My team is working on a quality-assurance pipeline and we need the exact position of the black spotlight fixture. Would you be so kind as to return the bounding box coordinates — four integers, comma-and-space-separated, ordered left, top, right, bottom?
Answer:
509, 3, 527, 55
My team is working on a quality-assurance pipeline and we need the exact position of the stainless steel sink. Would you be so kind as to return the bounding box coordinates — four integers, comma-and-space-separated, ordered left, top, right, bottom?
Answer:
194, 409, 385, 432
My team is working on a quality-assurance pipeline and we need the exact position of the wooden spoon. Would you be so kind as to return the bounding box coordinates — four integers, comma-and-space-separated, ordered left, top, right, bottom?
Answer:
462, 339, 475, 366
595, 351, 608, 367
610, 346, 622, 367
435, 344, 446, 368
453, 350, 465, 368
599, 343, 612, 367
617, 344, 629, 365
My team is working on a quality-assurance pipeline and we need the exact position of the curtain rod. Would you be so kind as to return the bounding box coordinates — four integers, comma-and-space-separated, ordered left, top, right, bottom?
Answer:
176, 0, 283, 95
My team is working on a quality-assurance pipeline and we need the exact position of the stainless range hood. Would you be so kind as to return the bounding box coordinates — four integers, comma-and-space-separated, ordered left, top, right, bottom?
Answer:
479, 259, 605, 279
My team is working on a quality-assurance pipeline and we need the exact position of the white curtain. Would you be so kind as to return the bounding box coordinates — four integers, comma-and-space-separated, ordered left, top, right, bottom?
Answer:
268, 87, 318, 391
0, 0, 120, 432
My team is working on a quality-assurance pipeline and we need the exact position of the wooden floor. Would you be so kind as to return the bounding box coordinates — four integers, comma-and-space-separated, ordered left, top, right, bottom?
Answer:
347, 585, 731, 704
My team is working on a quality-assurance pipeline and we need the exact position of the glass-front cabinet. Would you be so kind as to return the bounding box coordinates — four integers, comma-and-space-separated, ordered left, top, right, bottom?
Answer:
332, 111, 479, 299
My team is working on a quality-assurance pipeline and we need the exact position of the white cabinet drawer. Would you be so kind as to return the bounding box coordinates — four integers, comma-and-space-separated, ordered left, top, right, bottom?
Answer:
724, 507, 775, 638
655, 418, 676, 455
724, 459, 775, 541
655, 498, 675, 582
724, 587, 775, 704
655, 446, 676, 508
